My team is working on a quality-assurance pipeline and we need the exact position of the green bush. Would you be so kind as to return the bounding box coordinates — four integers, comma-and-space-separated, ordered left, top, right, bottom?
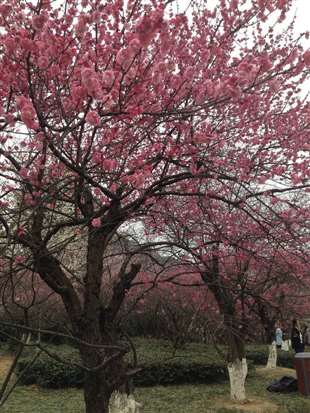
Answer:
17, 356, 230, 388
246, 346, 295, 368
18, 357, 84, 388
17, 340, 234, 388
17, 345, 84, 388
15, 339, 264, 389
134, 362, 229, 387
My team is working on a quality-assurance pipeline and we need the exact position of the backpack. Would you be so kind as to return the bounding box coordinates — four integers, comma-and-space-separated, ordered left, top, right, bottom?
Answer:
267, 376, 298, 393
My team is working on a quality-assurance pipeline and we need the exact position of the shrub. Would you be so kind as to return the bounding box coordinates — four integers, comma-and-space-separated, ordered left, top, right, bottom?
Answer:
17, 340, 235, 388
16, 339, 258, 389
18, 357, 84, 388
246, 346, 295, 368
17, 345, 83, 388
17, 355, 231, 388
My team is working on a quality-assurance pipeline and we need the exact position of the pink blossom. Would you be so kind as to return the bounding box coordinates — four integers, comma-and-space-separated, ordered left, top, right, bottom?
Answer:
92, 151, 102, 164
49, 64, 60, 77
20, 38, 33, 51
135, 18, 156, 47
71, 85, 86, 101
277, 0, 287, 9
5, 114, 14, 125
19, 167, 28, 179
91, 218, 101, 228
269, 79, 281, 93
101, 70, 115, 89
20, 104, 38, 129
81, 68, 95, 88
303, 51, 310, 67
32, 14, 46, 31
38, 56, 49, 69
81, 68, 103, 98
102, 159, 117, 171
116, 48, 135, 71
86, 111, 100, 126
129, 38, 141, 53
0, 5, 11, 17
15, 255, 25, 264
134, 8, 164, 47
16, 96, 29, 110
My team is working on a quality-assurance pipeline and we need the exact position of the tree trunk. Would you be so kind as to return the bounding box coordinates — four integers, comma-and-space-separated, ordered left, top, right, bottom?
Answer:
266, 342, 277, 369
84, 372, 143, 413
84, 371, 111, 413
225, 313, 248, 402
109, 392, 143, 413
201, 261, 248, 402
227, 357, 248, 401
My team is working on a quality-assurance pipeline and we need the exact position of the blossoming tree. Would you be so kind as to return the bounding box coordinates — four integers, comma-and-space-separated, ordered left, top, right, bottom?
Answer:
0, 0, 309, 411
147, 174, 310, 400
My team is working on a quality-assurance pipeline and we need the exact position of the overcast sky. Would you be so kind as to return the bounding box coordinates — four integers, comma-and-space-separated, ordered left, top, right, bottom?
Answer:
289, 0, 309, 45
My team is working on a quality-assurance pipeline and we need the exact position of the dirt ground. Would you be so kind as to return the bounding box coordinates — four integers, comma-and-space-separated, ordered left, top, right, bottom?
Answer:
0, 355, 14, 378
212, 397, 278, 413
210, 367, 297, 413
256, 366, 296, 380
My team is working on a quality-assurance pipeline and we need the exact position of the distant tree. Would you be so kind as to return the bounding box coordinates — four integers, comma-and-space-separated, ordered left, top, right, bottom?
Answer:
149, 186, 310, 400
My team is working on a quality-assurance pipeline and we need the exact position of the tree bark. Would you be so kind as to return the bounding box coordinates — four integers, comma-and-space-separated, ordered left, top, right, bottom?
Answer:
109, 392, 143, 413
201, 255, 248, 402
266, 342, 277, 369
227, 357, 248, 401
84, 370, 111, 413
225, 313, 248, 402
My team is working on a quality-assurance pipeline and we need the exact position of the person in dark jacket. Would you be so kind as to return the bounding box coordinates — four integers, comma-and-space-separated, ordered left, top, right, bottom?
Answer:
291, 319, 304, 353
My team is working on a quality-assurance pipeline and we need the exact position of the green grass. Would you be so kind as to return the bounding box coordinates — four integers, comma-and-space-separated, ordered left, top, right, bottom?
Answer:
2, 339, 310, 412
2, 373, 310, 413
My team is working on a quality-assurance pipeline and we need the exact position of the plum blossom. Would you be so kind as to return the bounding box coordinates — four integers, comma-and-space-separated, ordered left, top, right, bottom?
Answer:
86, 110, 100, 126
129, 38, 141, 53
38, 56, 49, 69
101, 70, 115, 90
135, 8, 164, 47
16, 96, 29, 110
303, 51, 310, 67
19, 167, 28, 179
81, 68, 103, 99
102, 159, 117, 172
91, 218, 101, 228
21, 105, 38, 129
32, 14, 46, 31
16, 97, 38, 129
116, 48, 135, 71
0, 5, 11, 17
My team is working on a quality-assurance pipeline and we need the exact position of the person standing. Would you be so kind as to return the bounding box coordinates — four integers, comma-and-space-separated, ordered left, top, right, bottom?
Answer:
291, 319, 304, 353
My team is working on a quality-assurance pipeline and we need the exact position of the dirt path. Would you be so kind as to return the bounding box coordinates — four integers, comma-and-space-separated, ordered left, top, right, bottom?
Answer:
256, 366, 296, 379
0, 355, 14, 380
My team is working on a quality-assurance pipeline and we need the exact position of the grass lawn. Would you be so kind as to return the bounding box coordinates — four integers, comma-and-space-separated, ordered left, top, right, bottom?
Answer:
2, 366, 310, 412
1, 340, 310, 412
